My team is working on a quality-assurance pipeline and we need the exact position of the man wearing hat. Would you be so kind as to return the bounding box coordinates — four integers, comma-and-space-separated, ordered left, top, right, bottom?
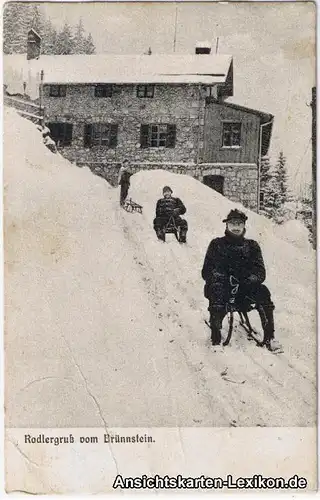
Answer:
153, 186, 188, 243
201, 208, 282, 353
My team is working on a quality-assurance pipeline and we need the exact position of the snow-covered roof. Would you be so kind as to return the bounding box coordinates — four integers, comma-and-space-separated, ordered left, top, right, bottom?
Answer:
4, 53, 232, 85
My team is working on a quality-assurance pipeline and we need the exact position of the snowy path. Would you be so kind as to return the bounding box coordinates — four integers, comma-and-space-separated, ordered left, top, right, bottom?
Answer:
5, 108, 316, 428
115, 197, 316, 427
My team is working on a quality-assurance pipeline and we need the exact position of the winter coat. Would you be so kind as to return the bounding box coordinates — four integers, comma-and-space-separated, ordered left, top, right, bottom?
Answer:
201, 231, 266, 297
118, 167, 132, 186
155, 197, 186, 218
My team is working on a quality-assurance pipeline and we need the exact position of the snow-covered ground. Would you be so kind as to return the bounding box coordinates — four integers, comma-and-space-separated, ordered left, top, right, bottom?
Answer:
4, 107, 316, 428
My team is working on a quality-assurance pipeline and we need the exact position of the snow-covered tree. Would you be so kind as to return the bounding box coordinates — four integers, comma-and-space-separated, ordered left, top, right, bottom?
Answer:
274, 151, 289, 205
3, 3, 33, 53
29, 4, 45, 39
84, 33, 96, 54
56, 22, 74, 55
259, 156, 278, 219
71, 19, 86, 54
4, 7, 96, 56
260, 151, 294, 224
42, 18, 58, 55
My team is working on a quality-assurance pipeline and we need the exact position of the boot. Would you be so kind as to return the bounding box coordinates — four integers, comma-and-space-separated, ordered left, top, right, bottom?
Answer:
209, 309, 225, 345
156, 228, 165, 242
257, 305, 274, 343
257, 305, 283, 352
179, 228, 187, 243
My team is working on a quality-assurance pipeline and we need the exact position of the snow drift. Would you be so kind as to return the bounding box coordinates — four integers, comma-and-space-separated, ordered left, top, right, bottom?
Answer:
4, 107, 316, 429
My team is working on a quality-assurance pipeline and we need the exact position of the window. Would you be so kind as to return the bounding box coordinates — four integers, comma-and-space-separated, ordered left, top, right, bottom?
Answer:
47, 122, 73, 147
49, 85, 67, 97
206, 86, 217, 98
83, 123, 118, 148
203, 175, 224, 195
94, 85, 113, 98
222, 122, 241, 147
140, 124, 176, 148
137, 85, 155, 98
259, 191, 265, 206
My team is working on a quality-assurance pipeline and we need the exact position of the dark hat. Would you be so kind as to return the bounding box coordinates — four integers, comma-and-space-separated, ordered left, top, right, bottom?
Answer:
163, 185, 173, 194
223, 209, 248, 223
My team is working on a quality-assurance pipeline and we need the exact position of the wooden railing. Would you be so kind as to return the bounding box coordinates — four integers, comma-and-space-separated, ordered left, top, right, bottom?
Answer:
4, 95, 44, 124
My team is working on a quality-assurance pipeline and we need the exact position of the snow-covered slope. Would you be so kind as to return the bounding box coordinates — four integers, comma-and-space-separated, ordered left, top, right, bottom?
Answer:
4, 108, 316, 428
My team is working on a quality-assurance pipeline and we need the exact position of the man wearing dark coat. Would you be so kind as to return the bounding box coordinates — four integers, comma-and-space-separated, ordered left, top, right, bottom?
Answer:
202, 209, 282, 352
153, 186, 188, 243
118, 160, 132, 206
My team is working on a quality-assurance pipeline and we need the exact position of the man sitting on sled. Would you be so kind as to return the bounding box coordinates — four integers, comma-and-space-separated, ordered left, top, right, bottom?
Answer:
201, 209, 283, 353
153, 186, 188, 243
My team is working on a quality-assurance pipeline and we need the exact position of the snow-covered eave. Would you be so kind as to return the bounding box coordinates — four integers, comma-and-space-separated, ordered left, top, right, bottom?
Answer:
42, 77, 228, 85
4, 53, 232, 85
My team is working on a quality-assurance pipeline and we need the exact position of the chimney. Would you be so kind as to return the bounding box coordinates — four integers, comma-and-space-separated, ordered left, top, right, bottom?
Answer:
195, 41, 211, 55
27, 29, 41, 60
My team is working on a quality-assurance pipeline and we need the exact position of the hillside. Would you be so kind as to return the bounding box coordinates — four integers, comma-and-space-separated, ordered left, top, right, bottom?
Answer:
4, 108, 316, 428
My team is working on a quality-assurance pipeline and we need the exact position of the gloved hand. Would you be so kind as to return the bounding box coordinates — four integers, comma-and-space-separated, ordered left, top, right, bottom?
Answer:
244, 274, 259, 285
173, 208, 180, 216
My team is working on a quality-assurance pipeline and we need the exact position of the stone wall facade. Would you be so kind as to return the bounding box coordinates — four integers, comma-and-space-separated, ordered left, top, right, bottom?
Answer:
43, 83, 258, 211
43, 83, 206, 164
77, 160, 258, 211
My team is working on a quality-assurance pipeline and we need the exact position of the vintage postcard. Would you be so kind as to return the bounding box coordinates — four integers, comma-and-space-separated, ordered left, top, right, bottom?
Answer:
3, 0, 317, 494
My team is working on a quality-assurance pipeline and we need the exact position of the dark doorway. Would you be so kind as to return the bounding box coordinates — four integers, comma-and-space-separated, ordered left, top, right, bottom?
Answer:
203, 175, 224, 194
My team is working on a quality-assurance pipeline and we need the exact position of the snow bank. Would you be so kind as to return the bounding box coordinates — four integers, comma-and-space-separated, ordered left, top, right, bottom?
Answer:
5, 107, 316, 428
273, 219, 312, 252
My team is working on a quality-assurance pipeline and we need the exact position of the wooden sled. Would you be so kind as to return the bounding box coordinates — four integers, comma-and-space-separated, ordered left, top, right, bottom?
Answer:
123, 198, 143, 214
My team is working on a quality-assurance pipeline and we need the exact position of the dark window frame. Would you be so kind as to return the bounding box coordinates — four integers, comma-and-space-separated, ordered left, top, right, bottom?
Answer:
83, 123, 118, 148
137, 85, 155, 98
94, 84, 113, 98
49, 85, 67, 97
47, 122, 73, 147
140, 123, 176, 149
222, 121, 242, 148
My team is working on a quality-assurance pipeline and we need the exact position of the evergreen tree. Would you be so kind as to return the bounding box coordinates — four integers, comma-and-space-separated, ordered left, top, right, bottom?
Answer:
29, 4, 45, 39
56, 22, 74, 55
260, 156, 272, 190
84, 33, 96, 54
71, 18, 86, 54
260, 174, 282, 221
42, 18, 58, 55
259, 156, 277, 219
274, 151, 289, 205
4, 6, 96, 56
3, 3, 33, 53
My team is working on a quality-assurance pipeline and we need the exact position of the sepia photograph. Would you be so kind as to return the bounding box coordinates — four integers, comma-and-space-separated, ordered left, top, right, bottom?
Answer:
3, 0, 317, 493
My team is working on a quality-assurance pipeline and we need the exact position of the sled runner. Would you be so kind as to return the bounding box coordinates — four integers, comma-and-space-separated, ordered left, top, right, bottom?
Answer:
223, 277, 267, 347
204, 311, 262, 347
123, 198, 143, 214
206, 276, 282, 352
163, 215, 180, 241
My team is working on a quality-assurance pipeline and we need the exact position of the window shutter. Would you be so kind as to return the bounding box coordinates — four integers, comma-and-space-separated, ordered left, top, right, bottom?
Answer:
166, 124, 176, 148
64, 123, 73, 146
109, 124, 119, 148
140, 124, 149, 148
47, 122, 58, 140
83, 124, 93, 148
